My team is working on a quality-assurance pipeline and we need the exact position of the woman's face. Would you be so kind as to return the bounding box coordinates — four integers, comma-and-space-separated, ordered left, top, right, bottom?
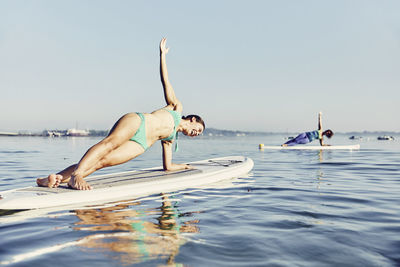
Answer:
325, 130, 334, 138
184, 122, 204, 137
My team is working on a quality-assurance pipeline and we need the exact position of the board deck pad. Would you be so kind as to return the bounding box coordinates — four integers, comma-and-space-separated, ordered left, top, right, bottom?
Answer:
0, 156, 254, 210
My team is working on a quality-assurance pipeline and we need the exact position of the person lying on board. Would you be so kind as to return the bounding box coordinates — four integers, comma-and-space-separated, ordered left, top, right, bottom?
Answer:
37, 38, 205, 190
282, 112, 333, 147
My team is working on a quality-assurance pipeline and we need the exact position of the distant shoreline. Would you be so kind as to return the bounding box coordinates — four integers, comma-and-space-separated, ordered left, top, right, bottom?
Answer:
1, 128, 399, 138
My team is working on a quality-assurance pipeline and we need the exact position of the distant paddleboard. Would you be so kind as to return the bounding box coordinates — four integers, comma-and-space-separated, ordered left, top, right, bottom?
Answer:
0, 156, 253, 210
259, 144, 360, 150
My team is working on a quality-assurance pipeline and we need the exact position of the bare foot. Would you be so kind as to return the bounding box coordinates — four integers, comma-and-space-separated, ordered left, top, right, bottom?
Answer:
68, 176, 92, 190
36, 174, 63, 188
281, 144, 288, 147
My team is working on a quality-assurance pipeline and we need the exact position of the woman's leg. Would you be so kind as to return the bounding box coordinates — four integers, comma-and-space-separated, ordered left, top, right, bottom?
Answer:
68, 113, 143, 190
283, 133, 309, 146
38, 113, 143, 190
37, 139, 145, 189
68, 140, 145, 189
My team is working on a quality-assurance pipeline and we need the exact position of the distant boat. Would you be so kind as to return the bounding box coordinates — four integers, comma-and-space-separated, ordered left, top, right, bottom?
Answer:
67, 128, 89, 137
349, 136, 363, 140
45, 131, 63, 137
377, 135, 394, 141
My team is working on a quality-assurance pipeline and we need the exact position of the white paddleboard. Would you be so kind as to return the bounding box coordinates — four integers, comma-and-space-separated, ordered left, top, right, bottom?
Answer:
259, 144, 360, 150
0, 156, 253, 210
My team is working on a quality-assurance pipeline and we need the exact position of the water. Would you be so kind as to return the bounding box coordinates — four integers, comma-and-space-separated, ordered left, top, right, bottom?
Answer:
0, 134, 399, 266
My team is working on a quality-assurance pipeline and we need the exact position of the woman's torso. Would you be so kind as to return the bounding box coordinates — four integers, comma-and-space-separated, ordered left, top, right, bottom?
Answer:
141, 107, 181, 147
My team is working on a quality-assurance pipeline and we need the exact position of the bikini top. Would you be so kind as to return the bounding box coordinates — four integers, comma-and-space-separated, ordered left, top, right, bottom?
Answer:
306, 129, 322, 141
162, 109, 182, 151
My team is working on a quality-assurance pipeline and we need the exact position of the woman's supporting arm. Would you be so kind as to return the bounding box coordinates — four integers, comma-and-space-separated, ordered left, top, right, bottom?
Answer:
162, 141, 192, 171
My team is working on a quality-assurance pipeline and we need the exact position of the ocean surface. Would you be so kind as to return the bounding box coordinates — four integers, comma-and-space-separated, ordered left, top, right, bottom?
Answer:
0, 134, 399, 266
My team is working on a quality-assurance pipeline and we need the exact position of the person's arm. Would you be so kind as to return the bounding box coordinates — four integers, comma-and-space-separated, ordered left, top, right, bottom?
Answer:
319, 137, 325, 146
318, 112, 324, 146
162, 141, 192, 171
159, 38, 183, 112
318, 111, 322, 131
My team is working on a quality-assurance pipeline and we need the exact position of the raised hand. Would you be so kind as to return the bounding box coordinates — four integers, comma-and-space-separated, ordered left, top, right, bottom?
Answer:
160, 37, 169, 54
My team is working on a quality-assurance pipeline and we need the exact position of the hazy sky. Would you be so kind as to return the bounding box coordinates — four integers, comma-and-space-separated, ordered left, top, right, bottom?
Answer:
1, 1, 399, 132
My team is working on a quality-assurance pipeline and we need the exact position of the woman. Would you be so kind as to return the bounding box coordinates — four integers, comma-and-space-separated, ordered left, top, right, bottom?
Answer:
282, 112, 333, 147
37, 38, 205, 190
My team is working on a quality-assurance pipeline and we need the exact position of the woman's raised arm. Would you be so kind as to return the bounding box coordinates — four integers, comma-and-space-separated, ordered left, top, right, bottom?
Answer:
318, 112, 322, 131
159, 38, 182, 110
318, 112, 325, 146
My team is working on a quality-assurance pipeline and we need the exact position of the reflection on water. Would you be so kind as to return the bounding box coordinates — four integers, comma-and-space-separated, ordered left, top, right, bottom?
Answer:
73, 194, 200, 266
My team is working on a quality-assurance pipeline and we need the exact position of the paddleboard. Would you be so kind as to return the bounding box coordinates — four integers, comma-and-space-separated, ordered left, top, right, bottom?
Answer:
259, 144, 360, 150
0, 156, 253, 210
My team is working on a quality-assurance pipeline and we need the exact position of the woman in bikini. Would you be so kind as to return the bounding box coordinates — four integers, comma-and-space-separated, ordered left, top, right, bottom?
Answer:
37, 38, 205, 190
282, 112, 333, 147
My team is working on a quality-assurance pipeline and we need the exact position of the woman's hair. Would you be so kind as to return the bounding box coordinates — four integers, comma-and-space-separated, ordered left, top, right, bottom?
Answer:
182, 114, 205, 129
323, 129, 334, 138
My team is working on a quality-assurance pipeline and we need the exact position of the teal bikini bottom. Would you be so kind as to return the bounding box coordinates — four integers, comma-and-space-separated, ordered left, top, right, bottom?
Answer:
129, 113, 148, 150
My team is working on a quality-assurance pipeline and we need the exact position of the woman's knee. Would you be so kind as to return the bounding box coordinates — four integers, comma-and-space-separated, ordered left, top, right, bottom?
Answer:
99, 136, 122, 152
97, 155, 120, 169
96, 158, 108, 170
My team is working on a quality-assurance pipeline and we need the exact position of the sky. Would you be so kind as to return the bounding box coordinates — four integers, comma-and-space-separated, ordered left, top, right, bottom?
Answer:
1, 0, 399, 133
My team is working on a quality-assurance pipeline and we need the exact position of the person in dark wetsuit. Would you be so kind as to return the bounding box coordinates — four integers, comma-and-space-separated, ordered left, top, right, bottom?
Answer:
282, 112, 333, 147
36, 38, 205, 190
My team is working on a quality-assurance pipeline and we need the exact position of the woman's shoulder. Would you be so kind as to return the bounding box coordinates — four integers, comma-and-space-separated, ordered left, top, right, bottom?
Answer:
150, 106, 179, 117
155, 104, 183, 113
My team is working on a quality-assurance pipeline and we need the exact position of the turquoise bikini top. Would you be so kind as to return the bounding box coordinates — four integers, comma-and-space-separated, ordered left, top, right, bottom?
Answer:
162, 109, 182, 151
306, 129, 322, 142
